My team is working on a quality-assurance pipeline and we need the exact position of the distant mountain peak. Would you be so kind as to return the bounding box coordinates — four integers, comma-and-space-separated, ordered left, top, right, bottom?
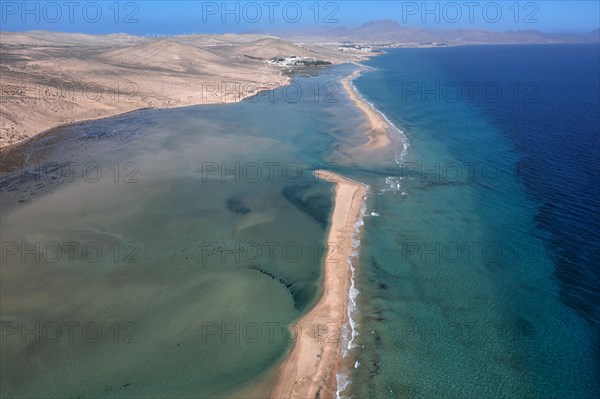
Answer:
358, 19, 402, 29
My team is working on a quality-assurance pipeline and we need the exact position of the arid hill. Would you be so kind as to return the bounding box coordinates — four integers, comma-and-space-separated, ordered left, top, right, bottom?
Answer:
0, 32, 362, 147
97, 40, 226, 72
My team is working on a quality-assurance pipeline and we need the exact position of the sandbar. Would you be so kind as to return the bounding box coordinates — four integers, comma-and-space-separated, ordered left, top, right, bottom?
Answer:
341, 69, 392, 149
271, 170, 367, 399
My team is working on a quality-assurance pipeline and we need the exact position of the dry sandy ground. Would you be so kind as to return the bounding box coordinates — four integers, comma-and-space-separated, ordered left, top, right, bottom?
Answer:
271, 170, 367, 399
0, 31, 362, 148
341, 68, 392, 149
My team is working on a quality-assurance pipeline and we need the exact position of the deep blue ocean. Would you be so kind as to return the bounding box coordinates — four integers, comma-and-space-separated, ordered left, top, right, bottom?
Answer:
348, 45, 599, 398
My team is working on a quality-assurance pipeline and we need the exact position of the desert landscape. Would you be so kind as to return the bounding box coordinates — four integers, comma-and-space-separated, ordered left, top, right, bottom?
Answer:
0, 31, 365, 148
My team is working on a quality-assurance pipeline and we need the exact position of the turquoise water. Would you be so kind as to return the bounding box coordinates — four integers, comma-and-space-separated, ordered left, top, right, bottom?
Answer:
0, 66, 369, 398
347, 46, 599, 398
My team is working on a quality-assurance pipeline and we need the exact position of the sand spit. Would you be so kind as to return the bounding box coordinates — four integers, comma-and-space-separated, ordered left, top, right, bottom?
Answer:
271, 170, 367, 399
341, 69, 392, 149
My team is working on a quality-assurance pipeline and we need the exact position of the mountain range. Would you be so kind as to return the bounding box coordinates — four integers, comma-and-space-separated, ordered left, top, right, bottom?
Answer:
260, 19, 600, 45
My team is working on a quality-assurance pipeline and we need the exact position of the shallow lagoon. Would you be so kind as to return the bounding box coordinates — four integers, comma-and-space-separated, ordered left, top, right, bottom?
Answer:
0, 65, 379, 398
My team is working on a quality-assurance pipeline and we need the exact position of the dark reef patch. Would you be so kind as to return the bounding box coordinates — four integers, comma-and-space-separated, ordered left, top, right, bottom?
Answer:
282, 183, 332, 230
226, 198, 251, 215
246, 265, 315, 311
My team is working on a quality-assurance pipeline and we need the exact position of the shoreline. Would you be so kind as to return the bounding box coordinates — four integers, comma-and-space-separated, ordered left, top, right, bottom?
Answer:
341, 68, 392, 150
0, 75, 291, 149
0, 56, 382, 157
271, 170, 367, 399
1, 31, 375, 149
0, 80, 288, 150
0, 81, 290, 172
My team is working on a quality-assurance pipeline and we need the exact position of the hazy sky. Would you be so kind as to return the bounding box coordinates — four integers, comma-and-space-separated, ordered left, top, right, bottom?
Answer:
2, 1, 599, 35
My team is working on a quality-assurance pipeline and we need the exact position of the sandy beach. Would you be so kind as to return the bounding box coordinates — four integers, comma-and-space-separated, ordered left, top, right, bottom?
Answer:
341, 69, 392, 149
271, 170, 367, 399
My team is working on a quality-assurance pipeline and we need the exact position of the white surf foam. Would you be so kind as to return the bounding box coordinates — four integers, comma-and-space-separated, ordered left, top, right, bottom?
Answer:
349, 78, 410, 163
336, 192, 368, 399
